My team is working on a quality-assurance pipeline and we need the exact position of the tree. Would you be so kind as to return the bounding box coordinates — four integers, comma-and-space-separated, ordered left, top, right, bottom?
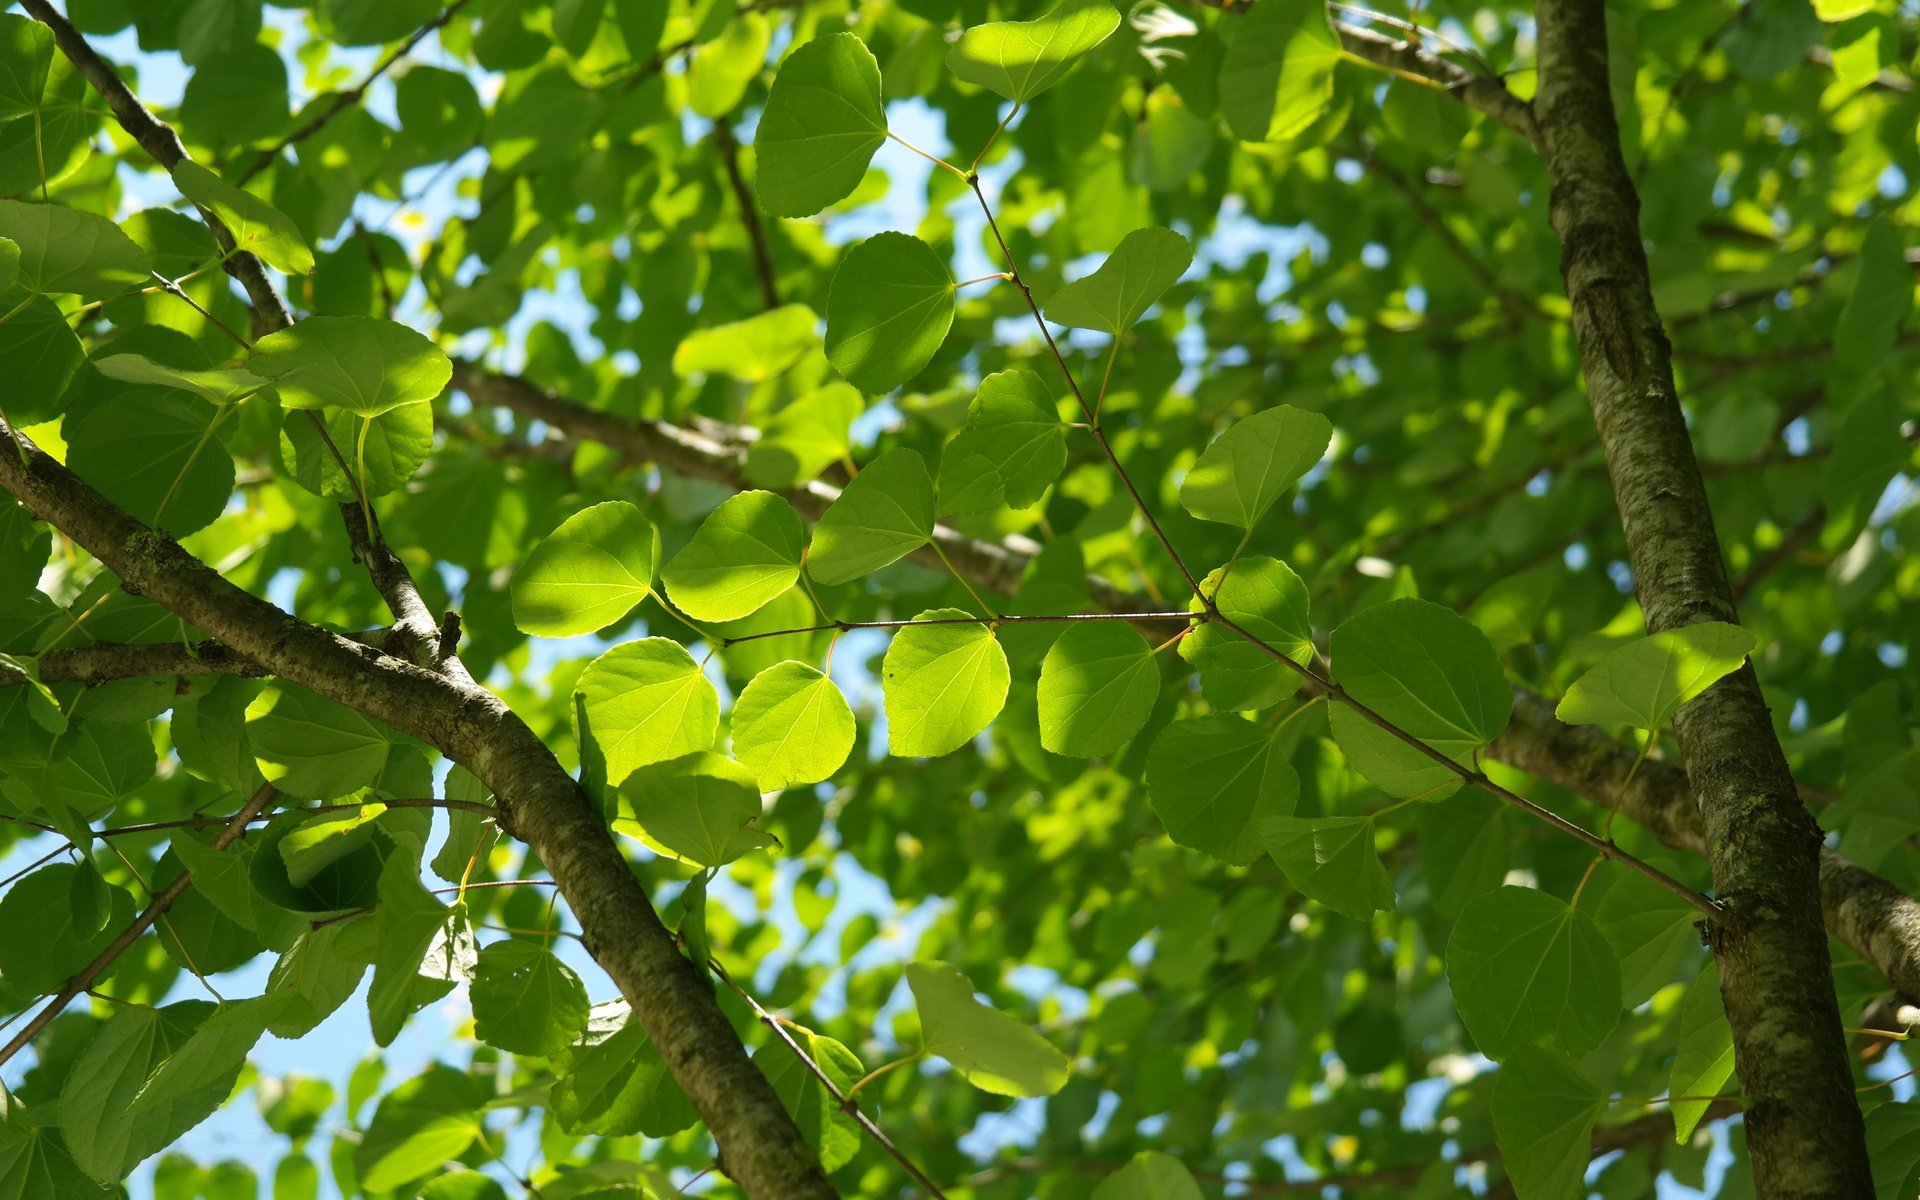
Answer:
0, 0, 1915, 1196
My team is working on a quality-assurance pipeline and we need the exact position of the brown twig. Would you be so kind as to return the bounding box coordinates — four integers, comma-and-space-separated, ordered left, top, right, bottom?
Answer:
0, 783, 279, 1070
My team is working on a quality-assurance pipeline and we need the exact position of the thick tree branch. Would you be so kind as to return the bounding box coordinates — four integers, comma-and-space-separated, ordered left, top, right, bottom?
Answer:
0, 425, 837, 1200
1532, 0, 1871, 1191
1334, 22, 1537, 143
445, 364, 1920, 1001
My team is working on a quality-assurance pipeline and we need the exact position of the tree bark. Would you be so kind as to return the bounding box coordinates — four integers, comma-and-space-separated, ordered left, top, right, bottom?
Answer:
1531, 1, 1873, 1193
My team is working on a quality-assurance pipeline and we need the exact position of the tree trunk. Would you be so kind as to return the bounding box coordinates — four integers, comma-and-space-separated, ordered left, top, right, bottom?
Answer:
1530, 1, 1873, 1194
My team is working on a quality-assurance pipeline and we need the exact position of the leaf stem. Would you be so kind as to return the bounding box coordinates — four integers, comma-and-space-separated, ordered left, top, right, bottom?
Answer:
932, 538, 997, 616
886, 130, 969, 182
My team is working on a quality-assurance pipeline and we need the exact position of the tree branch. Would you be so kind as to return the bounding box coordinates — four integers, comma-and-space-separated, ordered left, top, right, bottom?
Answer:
1334, 21, 1537, 143
1532, 0, 1871, 1189
713, 120, 780, 312
0, 423, 837, 1200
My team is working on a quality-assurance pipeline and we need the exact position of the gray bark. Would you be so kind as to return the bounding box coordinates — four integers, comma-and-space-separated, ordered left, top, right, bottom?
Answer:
1532, 0, 1873, 1192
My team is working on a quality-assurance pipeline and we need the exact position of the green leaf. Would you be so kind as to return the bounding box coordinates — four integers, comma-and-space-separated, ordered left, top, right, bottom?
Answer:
1042, 227, 1193, 335
278, 803, 388, 888
882, 609, 1010, 757
1036, 622, 1160, 757
906, 960, 1070, 1097
1220, 0, 1343, 143
1091, 1151, 1204, 1200
1147, 714, 1298, 865
0, 200, 150, 298
824, 232, 954, 393
687, 12, 770, 118
1259, 815, 1393, 921
1669, 963, 1735, 1142
366, 855, 456, 1048
574, 638, 721, 786
246, 684, 398, 800
1555, 621, 1757, 730
1179, 404, 1332, 529
170, 161, 314, 275
672, 304, 819, 383
1491, 1045, 1605, 1200
937, 368, 1067, 513
0, 236, 20, 294
0, 16, 54, 123
57, 1002, 224, 1183
731, 661, 856, 790
662, 491, 806, 622
64, 391, 235, 537
471, 940, 591, 1057
550, 1005, 697, 1138
1328, 598, 1512, 799
513, 501, 657, 637
0, 1093, 108, 1200
92, 353, 266, 405
807, 447, 936, 585
0, 292, 84, 426
1593, 865, 1702, 1007
280, 402, 434, 501
354, 1066, 485, 1193
170, 832, 303, 951
753, 1024, 864, 1172
1834, 218, 1914, 371
0, 862, 135, 994
755, 33, 887, 219
124, 994, 299, 1132
744, 383, 862, 488
1178, 556, 1313, 711
248, 315, 451, 417
1867, 1100, 1920, 1199
614, 751, 776, 868
1447, 885, 1622, 1059
946, 0, 1121, 103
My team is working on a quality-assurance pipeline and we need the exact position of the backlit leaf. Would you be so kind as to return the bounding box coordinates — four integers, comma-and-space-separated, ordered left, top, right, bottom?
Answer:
614, 751, 775, 868
1329, 598, 1511, 799
0, 200, 149, 298
731, 662, 856, 790
171, 161, 314, 276
1491, 1046, 1604, 1200
248, 316, 450, 417
662, 491, 806, 622
906, 961, 1070, 1097
512, 502, 657, 637
807, 448, 936, 585
574, 639, 720, 787
883, 610, 1010, 757
1555, 622, 1757, 730
946, 0, 1121, 103
471, 940, 591, 1057
938, 369, 1067, 513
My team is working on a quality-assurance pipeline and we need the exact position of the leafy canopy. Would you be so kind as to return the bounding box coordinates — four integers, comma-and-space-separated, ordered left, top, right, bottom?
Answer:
0, 0, 1915, 1197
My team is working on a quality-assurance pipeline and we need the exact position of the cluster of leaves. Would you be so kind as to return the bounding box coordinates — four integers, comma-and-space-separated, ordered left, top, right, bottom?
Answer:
1, 0, 1918, 1197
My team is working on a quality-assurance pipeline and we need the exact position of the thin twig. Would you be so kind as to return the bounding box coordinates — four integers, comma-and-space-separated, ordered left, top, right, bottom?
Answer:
237, 0, 476, 185
709, 958, 952, 1199
718, 611, 1193, 648
0, 783, 279, 1070
713, 120, 779, 312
